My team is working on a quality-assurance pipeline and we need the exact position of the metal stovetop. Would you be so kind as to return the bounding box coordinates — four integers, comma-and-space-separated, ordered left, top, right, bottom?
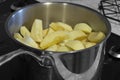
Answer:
0, 0, 120, 80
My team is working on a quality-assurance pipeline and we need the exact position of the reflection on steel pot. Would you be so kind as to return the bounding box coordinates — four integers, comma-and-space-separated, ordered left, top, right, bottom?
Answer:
1, 2, 111, 80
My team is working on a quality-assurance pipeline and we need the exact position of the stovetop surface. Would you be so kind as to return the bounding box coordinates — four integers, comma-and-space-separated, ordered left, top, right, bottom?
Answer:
0, 0, 120, 80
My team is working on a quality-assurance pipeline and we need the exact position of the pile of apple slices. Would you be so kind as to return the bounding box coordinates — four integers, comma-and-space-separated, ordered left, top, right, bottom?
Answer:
14, 19, 105, 52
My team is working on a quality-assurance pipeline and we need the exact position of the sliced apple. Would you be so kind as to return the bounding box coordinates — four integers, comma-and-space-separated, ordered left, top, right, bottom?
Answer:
40, 31, 68, 49
84, 42, 96, 48
20, 26, 30, 37
22, 35, 39, 49
47, 28, 55, 35
81, 38, 88, 45
74, 23, 92, 33
65, 40, 85, 50
42, 28, 48, 38
14, 33, 23, 40
31, 19, 43, 42
88, 31, 105, 43
59, 40, 69, 46
68, 30, 87, 40
50, 22, 73, 31
46, 44, 58, 51
57, 45, 71, 52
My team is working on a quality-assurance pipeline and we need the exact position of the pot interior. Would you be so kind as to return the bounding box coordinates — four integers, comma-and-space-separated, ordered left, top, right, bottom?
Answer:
7, 2, 110, 35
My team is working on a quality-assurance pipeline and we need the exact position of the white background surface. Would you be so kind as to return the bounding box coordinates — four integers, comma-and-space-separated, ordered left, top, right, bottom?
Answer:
36, 0, 120, 36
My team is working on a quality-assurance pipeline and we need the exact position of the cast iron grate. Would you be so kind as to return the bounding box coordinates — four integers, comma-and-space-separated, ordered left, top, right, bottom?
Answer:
99, 0, 120, 23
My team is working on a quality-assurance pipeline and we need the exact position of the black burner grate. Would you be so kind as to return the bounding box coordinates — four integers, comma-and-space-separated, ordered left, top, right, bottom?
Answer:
99, 0, 120, 22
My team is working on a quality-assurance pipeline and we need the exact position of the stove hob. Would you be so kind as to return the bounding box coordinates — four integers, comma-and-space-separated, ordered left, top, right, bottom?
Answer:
0, 0, 120, 80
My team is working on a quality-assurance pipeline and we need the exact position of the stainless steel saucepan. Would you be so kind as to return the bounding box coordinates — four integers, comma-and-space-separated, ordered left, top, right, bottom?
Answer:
0, 2, 111, 80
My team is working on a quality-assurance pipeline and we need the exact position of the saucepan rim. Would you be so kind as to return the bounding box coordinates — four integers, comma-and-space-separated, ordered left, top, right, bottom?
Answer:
5, 2, 111, 54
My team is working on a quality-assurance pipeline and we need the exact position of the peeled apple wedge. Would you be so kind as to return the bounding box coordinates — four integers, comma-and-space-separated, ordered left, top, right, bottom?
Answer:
57, 46, 71, 52
84, 42, 96, 48
42, 28, 54, 38
31, 19, 43, 42
68, 30, 87, 40
46, 44, 58, 51
22, 35, 39, 49
65, 40, 85, 50
74, 23, 92, 33
49, 22, 73, 31
88, 31, 105, 43
81, 38, 88, 45
14, 19, 106, 52
14, 33, 23, 40
47, 28, 55, 35
20, 26, 30, 37
16, 38, 24, 44
42, 28, 48, 38
40, 31, 68, 49
59, 40, 69, 46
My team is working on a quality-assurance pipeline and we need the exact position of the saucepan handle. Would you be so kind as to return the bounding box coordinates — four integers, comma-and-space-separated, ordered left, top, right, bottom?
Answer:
50, 43, 103, 80
0, 48, 43, 66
